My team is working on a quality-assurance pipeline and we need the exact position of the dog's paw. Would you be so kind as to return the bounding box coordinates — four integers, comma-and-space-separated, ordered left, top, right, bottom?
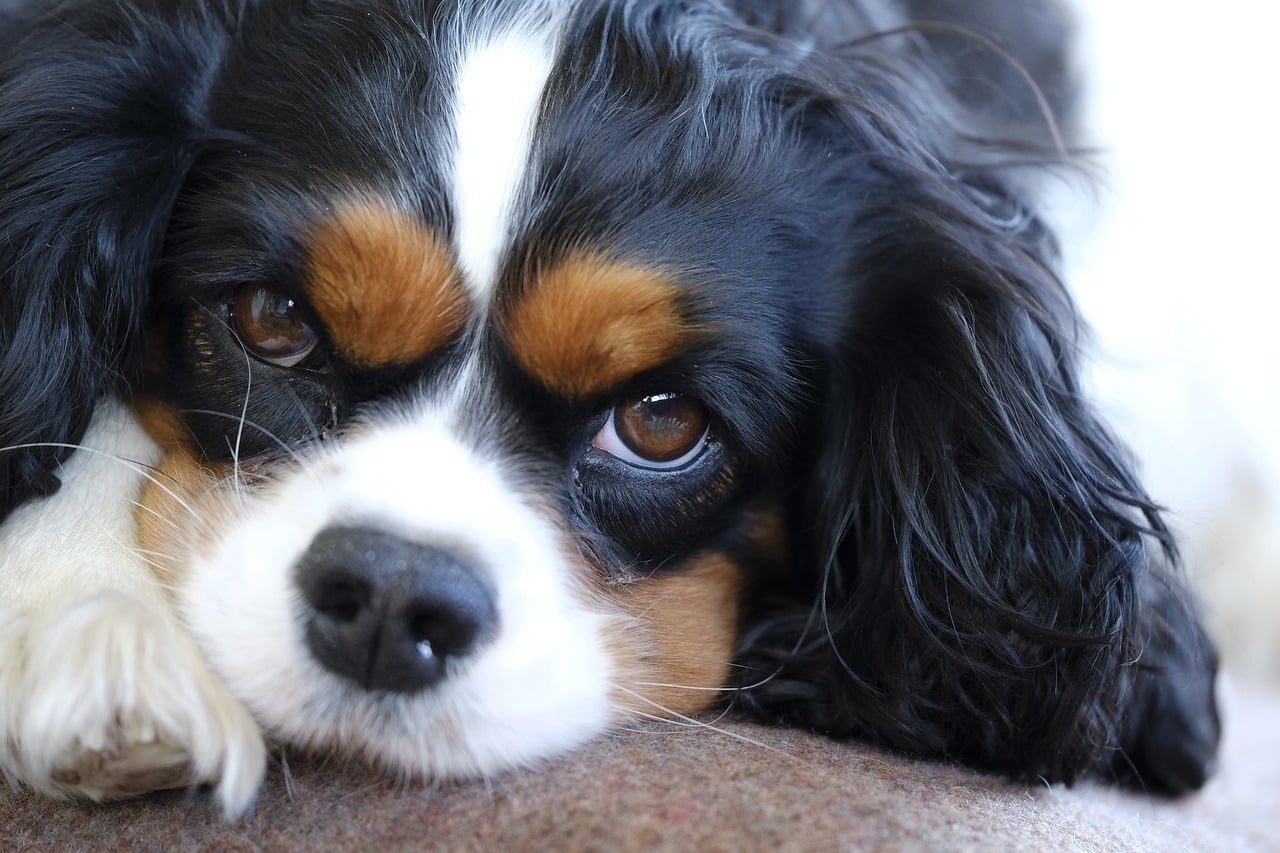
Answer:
0, 592, 266, 817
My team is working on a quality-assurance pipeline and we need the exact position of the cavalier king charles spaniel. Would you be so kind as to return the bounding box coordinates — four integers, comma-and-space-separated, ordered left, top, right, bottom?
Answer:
0, 0, 1220, 817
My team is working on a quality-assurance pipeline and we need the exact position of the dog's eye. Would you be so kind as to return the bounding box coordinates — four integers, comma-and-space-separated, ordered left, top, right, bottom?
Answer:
593, 393, 710, 469
232, 285, 318, 367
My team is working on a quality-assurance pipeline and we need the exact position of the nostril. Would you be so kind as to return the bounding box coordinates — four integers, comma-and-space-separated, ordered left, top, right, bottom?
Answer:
294, 525, 498, 694
307, 574, 371, 625
409, 605, 483, 660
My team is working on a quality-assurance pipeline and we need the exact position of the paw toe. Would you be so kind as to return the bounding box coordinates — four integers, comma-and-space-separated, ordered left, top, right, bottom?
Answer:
52, 739, 194, 800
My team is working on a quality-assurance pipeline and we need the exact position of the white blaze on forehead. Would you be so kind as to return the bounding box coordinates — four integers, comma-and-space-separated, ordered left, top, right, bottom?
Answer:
449, 29, 558, 305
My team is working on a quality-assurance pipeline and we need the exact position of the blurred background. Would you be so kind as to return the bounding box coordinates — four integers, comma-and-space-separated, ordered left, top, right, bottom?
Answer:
1066, 2, 1279, 682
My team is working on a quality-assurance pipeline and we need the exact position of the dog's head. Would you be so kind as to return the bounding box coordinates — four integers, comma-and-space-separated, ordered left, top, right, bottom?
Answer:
1, 0, 1172, 787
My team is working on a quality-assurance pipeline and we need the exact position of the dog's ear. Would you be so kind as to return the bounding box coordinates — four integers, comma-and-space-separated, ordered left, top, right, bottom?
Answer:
0, 3, 226, 518
796, 174, 1165, 779
733, 62, 1198, 783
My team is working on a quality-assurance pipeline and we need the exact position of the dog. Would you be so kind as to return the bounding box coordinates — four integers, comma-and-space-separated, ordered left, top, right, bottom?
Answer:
0, 0, 1220, 817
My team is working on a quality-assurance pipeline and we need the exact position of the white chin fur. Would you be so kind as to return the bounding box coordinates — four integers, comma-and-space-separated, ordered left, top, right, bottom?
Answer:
178, 402, 617, 780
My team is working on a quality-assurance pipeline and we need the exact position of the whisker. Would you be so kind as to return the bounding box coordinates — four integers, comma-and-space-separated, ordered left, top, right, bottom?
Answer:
2, 442, 208, 526
196, 298, 330, 457
129, 550, 177, 576
125, 497, 183, 532
284, 383, 330, 446
99, 523, 185, 580
127, 545, 184, 561
225, 351, 253, 504
633, 680, 737, 693
724, 665, 791, 694
611, 684, 795, 761
625, 710, 705, 728
193, 301, 254, 501
100, 523, 177, 570
279, 753, 297, 802
183, 409, 308, 467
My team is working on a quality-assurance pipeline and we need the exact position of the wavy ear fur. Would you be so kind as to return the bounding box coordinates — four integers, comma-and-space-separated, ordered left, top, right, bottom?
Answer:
792, 181, 1217, 789
732, 8, 1218, 795
0, 0, 228, 519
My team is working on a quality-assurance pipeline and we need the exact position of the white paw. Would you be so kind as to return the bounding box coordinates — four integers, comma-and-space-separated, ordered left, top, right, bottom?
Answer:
0, 592, 266, 817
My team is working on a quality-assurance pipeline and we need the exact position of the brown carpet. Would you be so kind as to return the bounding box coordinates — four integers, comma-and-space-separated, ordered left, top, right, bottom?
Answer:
2, 676, 1275, 852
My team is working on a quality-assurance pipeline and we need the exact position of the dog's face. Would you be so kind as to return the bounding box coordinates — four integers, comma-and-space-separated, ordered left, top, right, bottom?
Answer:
129, 4, 810, 776
0, 0, 1221, 802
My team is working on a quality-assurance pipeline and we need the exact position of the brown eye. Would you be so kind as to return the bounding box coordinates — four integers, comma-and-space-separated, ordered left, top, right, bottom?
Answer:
593, 393, 711, 469
232, 285, 318, 367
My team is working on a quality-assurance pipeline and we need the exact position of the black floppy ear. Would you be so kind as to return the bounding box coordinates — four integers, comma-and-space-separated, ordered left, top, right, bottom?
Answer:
798, 172, 1164, 778
720, 6, 1218, 792
0, 2, 226, 518
742, 148, 1218, 789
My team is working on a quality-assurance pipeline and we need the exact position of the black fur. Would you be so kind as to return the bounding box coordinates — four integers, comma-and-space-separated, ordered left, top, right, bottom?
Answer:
0, 0, 1219, 797
0, 0, 230, 516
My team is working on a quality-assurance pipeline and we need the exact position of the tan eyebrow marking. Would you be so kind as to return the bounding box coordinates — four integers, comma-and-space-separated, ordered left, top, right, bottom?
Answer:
500, 251, 697, 397
302, 198, 468, 368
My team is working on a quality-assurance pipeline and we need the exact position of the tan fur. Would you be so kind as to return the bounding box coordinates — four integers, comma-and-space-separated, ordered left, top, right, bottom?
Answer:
303, 198, 467, 367
606, 555, 744, 717
501, 251, 697, 397
132, 401, 228, 590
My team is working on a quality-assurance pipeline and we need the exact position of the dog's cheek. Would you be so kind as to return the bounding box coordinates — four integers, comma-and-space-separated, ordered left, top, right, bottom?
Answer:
605, 554, 744, 717
132, 402, 229, 591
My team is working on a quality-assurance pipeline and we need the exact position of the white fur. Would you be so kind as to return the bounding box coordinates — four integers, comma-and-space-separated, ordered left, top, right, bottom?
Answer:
0, 403, 265, 817
175, 388, 617, 783
449, 21, 560, 304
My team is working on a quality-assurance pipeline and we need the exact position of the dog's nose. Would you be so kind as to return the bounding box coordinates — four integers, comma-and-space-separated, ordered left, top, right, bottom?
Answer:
295, 525, 497, 693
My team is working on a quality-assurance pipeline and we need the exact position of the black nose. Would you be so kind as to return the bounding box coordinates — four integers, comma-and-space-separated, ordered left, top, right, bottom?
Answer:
296, 525, 498, 693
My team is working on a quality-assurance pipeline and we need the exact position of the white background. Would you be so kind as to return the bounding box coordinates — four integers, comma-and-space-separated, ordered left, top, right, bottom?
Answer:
1067, 2, 1279, 675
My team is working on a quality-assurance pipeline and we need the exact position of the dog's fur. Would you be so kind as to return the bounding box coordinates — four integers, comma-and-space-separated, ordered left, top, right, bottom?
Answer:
0, 0, 1219, 817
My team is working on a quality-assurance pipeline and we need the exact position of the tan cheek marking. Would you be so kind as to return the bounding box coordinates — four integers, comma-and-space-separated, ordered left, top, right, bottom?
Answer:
500, 252, 696, 397
133, 401, 229, 591
303, 199, 467, 367
604, 555, 744, 717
